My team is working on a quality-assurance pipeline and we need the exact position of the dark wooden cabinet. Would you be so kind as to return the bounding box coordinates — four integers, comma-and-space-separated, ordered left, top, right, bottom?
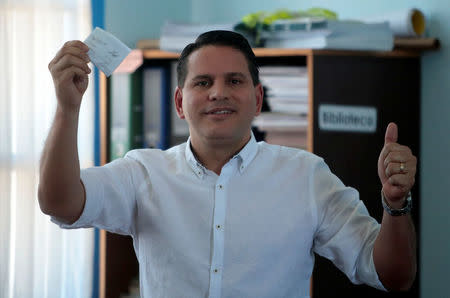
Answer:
310, 52, 420, 298
99, 48, 421, 298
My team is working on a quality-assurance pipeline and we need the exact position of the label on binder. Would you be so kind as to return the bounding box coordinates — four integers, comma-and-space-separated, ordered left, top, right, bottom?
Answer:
318, 104, 377, 133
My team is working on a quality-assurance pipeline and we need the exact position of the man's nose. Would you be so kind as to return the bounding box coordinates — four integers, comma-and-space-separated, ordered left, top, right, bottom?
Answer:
208, 81, 229, 101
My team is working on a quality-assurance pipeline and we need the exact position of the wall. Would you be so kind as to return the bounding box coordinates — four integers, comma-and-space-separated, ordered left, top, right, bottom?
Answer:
105, 1, 450, 297
419, 5, 450, 298
104, 0, 191, 48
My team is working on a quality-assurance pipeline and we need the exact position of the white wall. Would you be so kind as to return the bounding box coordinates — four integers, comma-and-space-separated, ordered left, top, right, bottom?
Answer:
105, 0, 191, 48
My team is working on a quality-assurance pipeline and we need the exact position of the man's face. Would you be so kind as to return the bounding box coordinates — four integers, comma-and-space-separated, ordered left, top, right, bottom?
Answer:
175, 45, 263, 147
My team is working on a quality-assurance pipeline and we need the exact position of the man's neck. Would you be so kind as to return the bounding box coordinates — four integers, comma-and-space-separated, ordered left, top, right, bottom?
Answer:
190, 134, 251, 175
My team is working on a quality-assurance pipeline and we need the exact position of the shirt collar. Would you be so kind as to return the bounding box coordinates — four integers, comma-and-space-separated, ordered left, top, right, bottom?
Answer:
185, 138, 207, 179
234, 132, 258, 174
185, 132, 258, 178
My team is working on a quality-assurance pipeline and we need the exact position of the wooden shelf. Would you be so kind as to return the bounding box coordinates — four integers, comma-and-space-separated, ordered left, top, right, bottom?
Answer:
142, 49, 180, 59
136, 48, 420, 61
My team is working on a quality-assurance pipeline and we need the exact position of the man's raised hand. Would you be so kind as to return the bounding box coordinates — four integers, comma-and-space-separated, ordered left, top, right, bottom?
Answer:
377, 122, 417, 208
48, 40, 91, 111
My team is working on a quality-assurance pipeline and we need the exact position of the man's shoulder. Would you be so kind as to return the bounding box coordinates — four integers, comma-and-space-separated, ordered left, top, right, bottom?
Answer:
257, 141, 322, 164
124, 142, 187, 165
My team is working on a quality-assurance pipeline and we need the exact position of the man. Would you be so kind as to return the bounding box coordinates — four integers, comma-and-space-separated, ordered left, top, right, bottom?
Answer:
40, 30, 417, 297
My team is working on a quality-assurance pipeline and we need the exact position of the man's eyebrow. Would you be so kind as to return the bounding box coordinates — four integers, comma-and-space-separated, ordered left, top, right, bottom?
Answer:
226, 72, 246, 78
190, 72, 247, 81
191, 74, 212, 81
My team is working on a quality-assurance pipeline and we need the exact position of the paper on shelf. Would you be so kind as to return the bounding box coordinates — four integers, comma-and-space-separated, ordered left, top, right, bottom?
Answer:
84, 27, 131, 77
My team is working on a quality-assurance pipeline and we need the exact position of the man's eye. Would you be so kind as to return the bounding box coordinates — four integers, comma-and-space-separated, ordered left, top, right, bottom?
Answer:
195, 81, 209, 87
231, 79, 241, 85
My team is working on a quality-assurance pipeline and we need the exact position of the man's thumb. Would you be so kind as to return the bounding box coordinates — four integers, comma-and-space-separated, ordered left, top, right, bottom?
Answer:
384, 122, 398, 145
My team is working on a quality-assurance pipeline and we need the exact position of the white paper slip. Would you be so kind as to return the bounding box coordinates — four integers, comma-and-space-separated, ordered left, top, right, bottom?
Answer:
84, 27, 131, 77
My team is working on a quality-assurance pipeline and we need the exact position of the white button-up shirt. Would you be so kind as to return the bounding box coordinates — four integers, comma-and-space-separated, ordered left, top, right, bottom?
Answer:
53, 134, 385, 298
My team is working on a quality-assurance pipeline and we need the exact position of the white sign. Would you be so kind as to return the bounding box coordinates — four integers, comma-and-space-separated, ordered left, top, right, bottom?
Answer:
318, 104, 377, 133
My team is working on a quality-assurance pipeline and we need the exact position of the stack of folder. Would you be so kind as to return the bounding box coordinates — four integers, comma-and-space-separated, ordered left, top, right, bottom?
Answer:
159, 21, 235, 52
263, 18, 394, 51
259, 65, 309, 116
253, 112, 308, 149
253, 65, 309, 149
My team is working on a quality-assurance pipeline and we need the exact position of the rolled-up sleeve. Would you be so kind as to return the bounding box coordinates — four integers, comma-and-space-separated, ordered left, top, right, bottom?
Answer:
311, 158, 387, 291
51, 155, 141, 236
51, 168, 105, 229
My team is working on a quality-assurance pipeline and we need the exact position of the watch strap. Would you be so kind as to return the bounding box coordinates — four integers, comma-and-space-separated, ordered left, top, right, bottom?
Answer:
381, 190, 412, 216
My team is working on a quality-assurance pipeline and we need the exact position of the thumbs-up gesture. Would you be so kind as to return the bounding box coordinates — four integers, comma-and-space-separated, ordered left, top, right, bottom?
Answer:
378, 123, 417, 207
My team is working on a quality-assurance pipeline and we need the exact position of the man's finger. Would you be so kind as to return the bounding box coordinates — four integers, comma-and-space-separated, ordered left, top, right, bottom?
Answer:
50, 47, 90, 70
383, 150, 413, 167
385, 161, 411, 177
58, 66, 89, 85
64, 40, 89, 52
384, 122, 398, 145
387, 174, 413, 190
52, 54, 91, 75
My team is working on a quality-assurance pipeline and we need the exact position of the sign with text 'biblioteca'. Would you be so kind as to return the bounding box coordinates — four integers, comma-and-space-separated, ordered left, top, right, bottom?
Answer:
318, 104, 377, 133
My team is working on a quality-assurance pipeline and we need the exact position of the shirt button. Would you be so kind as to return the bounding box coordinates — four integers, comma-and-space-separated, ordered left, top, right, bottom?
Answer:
218, 185, 223, 189
216, 225, 221, 229
213, 268, 219, 273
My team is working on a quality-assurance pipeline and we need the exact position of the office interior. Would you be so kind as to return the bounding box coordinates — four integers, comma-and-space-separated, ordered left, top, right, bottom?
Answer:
2, 0, 449, 297
104, 1, 449, 297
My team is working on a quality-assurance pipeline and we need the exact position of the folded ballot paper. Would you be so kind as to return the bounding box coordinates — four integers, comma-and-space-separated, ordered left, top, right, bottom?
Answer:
84, 27, 131, 77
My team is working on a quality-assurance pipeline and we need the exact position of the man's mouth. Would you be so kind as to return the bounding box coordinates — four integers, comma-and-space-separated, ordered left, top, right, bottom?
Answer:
205, 108, 235, 115
210, 110, 233, 114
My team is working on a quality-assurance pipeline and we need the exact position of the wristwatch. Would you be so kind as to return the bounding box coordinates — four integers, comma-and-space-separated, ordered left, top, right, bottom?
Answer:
381, 190, 412, 216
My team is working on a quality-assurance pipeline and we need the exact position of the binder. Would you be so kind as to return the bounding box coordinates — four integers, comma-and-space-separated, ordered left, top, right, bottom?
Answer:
143, 66, 171, 149
109, 70, 143, 160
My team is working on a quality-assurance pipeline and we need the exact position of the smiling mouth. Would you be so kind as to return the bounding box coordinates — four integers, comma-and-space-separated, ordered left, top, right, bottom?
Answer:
205, 108, 235, 115
209, 110, 233, 114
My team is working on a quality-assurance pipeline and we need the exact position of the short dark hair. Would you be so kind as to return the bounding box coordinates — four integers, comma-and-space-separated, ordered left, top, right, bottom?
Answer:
177, 30, 260, 87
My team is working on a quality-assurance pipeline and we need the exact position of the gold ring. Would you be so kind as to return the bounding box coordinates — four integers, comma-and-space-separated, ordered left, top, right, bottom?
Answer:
400, 162, 406, 173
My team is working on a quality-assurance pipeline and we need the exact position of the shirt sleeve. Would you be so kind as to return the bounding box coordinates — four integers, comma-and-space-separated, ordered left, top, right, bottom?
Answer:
51, 155, 142, 236
310, 157, 387, 291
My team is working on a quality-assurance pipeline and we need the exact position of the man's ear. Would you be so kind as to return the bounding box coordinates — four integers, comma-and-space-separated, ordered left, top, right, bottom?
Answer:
174, 86, 185, 119
254, 83, 264, 116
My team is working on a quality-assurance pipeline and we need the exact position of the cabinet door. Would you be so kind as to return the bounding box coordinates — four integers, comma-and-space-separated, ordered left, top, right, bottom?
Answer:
311, 54, 420, 298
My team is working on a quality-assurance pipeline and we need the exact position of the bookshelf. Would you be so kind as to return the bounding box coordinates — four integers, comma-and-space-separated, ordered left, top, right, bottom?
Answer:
99, 48, 422, 298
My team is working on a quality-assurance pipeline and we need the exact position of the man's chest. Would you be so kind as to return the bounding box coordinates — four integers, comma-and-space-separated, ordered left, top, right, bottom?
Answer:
135, 173, 316, 261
